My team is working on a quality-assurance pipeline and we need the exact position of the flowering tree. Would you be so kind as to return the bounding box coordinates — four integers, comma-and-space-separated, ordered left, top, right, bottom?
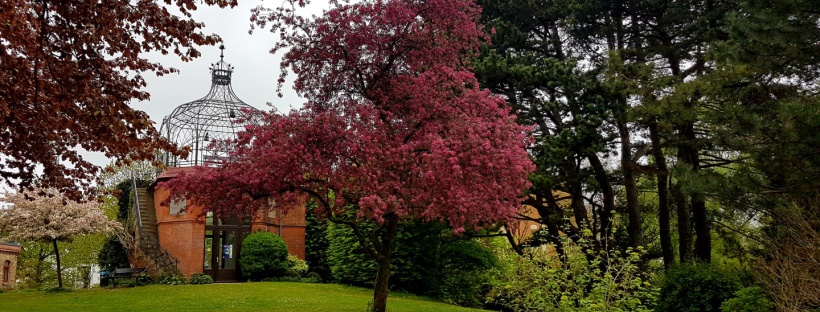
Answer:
0, 0, 239, 198
0, 189, 121, 288
166, 0, 534, 310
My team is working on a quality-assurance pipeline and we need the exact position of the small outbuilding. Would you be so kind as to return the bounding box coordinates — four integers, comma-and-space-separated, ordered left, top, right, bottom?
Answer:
0, 242, 21, 289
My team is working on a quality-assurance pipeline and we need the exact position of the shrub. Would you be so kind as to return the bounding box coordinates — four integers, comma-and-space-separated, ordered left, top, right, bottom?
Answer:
655, 264, 739, 312
305, 201, 332, 281
303, 271, 323, 283
755, 206, 820, 311
97, 236, 129, 272
287, 254, 309, 276
189, 273, 214, 285
240, 231, 288, 281
487, 237, 655, 312
328, 221, 498, 304
284, 269, 301, 278
327, 221, 444, 294
438, 241, 497, 307
327, 222, 377, 287
720, 287, 774, 312
159, 274, 187, 285
136, 273, 153, 286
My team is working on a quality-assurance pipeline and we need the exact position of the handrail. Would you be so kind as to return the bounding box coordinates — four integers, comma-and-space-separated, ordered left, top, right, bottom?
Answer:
132, 171, 142, 230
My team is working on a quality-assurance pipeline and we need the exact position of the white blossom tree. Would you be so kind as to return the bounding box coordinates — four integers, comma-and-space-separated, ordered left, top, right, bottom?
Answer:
0, 189, 121, 288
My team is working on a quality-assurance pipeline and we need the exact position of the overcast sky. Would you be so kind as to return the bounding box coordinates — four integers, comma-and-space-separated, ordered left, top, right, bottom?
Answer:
81, 0, 328, 168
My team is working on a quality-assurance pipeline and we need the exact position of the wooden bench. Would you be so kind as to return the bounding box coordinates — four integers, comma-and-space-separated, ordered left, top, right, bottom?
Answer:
109, 267, 147, 286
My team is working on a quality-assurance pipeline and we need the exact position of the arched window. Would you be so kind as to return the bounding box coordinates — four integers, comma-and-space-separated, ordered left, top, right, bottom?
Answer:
2, 260, 9, 284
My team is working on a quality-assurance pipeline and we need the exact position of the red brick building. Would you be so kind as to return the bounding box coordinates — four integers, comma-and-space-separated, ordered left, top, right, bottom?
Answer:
129, 47, 306, 282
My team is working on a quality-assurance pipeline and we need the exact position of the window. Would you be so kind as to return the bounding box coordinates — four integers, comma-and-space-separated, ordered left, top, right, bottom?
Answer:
2, 260, 9, 284
170, 198, 186, 215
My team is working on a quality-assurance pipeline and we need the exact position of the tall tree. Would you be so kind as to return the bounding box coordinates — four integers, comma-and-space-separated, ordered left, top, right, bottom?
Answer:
0, 188, 120, 288
166, 0, 533, 311
0, 0, 238, 198
475, 0, 636, 255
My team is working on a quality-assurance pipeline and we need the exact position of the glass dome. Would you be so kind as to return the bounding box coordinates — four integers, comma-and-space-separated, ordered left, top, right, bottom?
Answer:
159, 45, 259, 167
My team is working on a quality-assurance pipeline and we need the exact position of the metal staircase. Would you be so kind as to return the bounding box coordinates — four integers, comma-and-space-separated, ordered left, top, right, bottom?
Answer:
133, 187, 180, 277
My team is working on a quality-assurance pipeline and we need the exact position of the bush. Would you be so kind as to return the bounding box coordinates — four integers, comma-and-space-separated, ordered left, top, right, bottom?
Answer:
284, 269, 301, 278
240, 231, 288, 281
720, 287, 774, 312
327, 222, 377, 287
438, 241, 497, 307
327, 221, 445, 294
305, 201, 332, 281
136, 273, 153, 286
488, 237, 655, 312
97, 236, 129, 272
189, 273, 214, 285
303, 271, 323, 283
287, 254, 309, 276
159, 274, 187, 285
655, 264, 739, 312
328, 221, 498, 305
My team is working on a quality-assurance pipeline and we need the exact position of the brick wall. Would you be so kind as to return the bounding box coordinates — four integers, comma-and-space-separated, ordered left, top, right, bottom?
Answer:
0, 244, 21, 289
152, 169, 307, 278
153, 186, 205, 278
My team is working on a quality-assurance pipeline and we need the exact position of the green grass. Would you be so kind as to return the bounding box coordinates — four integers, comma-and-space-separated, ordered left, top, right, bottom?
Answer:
0, 282, 487, 312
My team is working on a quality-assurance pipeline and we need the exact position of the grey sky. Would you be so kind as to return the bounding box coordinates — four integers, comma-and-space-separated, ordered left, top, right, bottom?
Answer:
81, 0, 328, 168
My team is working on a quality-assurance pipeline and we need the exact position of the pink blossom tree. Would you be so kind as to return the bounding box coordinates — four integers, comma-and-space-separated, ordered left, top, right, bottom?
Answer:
0, 189, 121, 289
165, 0, 533, 310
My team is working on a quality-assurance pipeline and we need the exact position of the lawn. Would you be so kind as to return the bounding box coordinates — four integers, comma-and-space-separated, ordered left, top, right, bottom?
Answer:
0, 282, 487, 312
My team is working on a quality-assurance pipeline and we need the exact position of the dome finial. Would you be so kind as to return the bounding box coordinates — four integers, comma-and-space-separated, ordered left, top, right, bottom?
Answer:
219, 44, 225, 61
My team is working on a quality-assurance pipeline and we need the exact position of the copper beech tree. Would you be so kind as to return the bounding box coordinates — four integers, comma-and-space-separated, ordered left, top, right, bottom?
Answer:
0, 189, 121, 289
0, 0, 239, 198
164, 0, 533, 310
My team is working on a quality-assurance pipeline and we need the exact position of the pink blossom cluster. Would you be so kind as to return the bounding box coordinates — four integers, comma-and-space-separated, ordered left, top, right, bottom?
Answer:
0, 189, 121, 241
167, 0, 534, 232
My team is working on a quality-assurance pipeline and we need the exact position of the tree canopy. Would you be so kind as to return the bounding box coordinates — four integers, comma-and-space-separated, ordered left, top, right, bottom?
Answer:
165, 0, 533, 310
0, 188, 120, 288
475, 0, 820, 309
0, 0, 238, 198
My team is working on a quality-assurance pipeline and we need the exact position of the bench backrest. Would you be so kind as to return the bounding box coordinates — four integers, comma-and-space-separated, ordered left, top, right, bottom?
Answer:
113, 268, 146, 275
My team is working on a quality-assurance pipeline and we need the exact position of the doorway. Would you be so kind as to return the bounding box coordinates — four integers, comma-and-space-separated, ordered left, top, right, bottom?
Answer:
204, 213, 250, 282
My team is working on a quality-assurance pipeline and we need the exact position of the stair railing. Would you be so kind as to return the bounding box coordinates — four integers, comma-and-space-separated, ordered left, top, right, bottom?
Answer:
132, 171, 143, 231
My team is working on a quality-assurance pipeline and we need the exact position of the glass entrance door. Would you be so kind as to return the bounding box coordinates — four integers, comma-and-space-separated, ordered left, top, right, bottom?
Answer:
212, 230, 237, 281
204, 214, 250, 282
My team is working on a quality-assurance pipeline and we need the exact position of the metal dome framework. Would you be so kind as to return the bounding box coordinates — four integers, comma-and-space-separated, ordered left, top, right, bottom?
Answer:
160, 45, 259, 167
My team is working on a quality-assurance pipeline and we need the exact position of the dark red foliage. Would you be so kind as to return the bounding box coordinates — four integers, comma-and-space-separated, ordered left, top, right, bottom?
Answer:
0, 0, 238, 198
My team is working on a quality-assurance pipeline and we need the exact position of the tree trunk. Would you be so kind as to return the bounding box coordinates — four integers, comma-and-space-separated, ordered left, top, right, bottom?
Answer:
527, 192, 567, 263
672, 149, 694, 263
692, 193, 711, 262
587, 154, 616, 240
649, 122, 674, 269
672, 182, 693, 263
679, 120, 711, 263
616, 109, 640, 249
372, 214, 399, 312
564, 159, 590, 229
52, 239, 63, 289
